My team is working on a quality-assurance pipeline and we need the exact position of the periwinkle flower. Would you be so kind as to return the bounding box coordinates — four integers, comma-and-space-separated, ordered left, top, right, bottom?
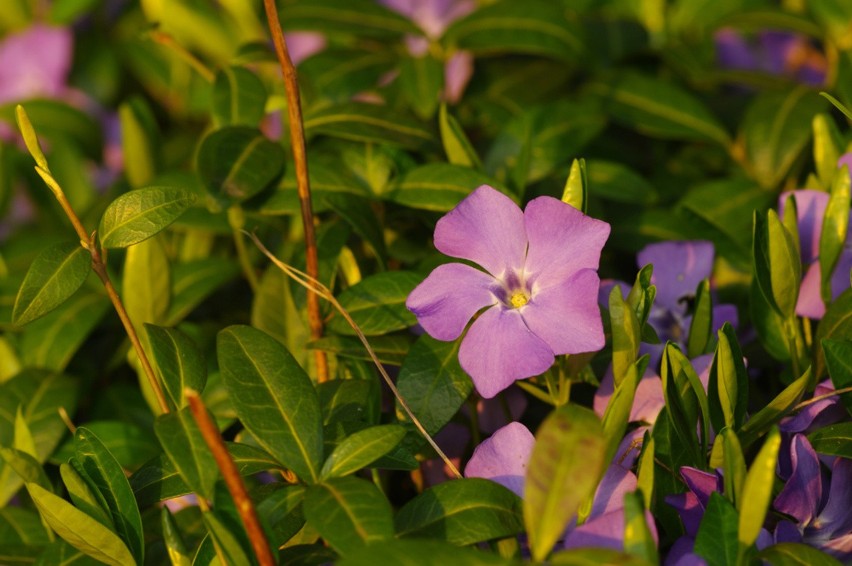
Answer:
0, 24, 73, 104
715, 28, 827, 86
406, 185, 610, 399
779, 166, 852, 319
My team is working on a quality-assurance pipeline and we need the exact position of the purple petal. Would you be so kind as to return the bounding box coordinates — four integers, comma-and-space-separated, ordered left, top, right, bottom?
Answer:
681, 467, 721, 507
523, 196, 610, 291
459, 306, 554, 398
838, 153, 852, 173
0, 25, 73, 103
406, 263, 498, 341
637, 241, 714, 310
562, 509, 626, 551
474, 386, 527, 434
820, 532, 852, 562
779, 190, 828, 265
812, 457, 852, 538
829, 244, 852, 301
594, 366, 664, 424
758, 31, 798, 75
715, 28, 757, 71
665, 537, 706, 566
434, 185, 527, 278
780, 396, 845, 434
614, 427, 649, 470
444, 50, 473, 103
774, 520, 803, 544
666, 491, 705, 538
284, 32, 326, 65
590, 466, 637, 519
796, 261, 826, 319
521, 269, 606, 355
774, 435, 822, 525
463, 421, 534, 497
598, 279, 631, 308
710, 303, 739, 334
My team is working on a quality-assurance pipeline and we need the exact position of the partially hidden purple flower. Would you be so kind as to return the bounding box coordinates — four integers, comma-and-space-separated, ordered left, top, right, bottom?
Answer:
285, 32, 327, 66
465, 422, 658, 552
406, 185, 610, 398
0, 24, 73, 104
715, 28, 827, 86
779, 172, 852, 319
773, 434, 852, 561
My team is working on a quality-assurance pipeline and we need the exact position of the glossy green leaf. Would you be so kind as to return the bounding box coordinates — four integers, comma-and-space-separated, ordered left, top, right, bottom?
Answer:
161, 507, 191, 566
694, 492, 739, 566
636, 431, 655, 509
19, 292, 108, 371
687, 279, 713, 358
319, 379, 380, 428
595, 72, 730, 145
337, 539, 513, 566
0, 448, 51, 493
60, 462, 113, 530
524, 404, 607, 561
757, 543, 843, 566
395, 335, 473, 435
309, 334, 412, 366
119, 97, 158, 188
328, 271, 419, 335
561, 158, 587, 214
304, 476, 393, 554
439, 104, 481, 169
661, 345, 704, 469
261, 161, 370, 215
304, 102, 434, 150
822, 338, 852, 415
807, 422, 852, 458
281, 0, 419, 37
12, 241, 90, 326
26, 483, 136, 566
815, 288, 852, 377
99, 186, 195, 248
211, 66, 266, 127
719, 428, 746, 510
390, 163, 506, 211
819, 165, 851, 304
320, 424, 405, 479
601, 358, 640, 465
200, 510, 253, 566
399, 54, 443, 119
813, 113, 844, 188
324, 193, 387, 269
218, 325, 323, 483
256, 484, 306, 548
52, 420, 160, 472
623, 491, 658, 564
738, 428, 781, 548
627, 264, 656, 330
739, 368, 812, 449
0, 100, 102, 159
551, 547, 653, 565
74, 429, 144, 563
446, 0, 583, 61
741, 87, 826, 189
708, 324, 749, 432
395, 478, 523, 545
609, 285, 640, 387
196, 126, 284, 204
154, 408, 217, 501
753, 209, 802, 318
122, 236, 170, 339
145, 325, 207, 410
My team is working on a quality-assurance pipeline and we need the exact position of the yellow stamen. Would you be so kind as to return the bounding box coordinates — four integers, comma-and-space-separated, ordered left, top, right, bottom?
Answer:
510, 291, 529, 308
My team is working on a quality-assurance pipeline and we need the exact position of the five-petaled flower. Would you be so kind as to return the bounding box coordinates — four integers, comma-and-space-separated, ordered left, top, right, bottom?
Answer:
406, 185, 610, 398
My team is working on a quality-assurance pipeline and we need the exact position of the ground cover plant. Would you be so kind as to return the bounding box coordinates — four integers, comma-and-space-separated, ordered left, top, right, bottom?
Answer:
1, 0, 852, 564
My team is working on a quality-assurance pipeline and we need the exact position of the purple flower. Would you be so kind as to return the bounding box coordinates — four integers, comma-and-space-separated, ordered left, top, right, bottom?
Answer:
773, 434, 852, 561
779, 178, 852, 319
406, 186, 610, 398
465, 422, 658, 552
285, 32, 326, 66
0, 24, 73, 104
715, 28, 827, 86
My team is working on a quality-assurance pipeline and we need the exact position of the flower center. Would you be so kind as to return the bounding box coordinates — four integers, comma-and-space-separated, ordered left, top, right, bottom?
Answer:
510, 290, 530, 308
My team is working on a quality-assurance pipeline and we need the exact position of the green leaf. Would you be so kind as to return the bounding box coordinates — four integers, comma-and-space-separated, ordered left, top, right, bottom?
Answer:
694, 492, 739, 566
395, 335, 473, 436
52, 420, 160, 472
395, 478, 523, 545
167, 258, 240, 324
122, 236, 170, 339
1, 100, 103, 159
812, 113, 844, 188
687, 279, 713, 358
719, 428, 746, 510
390, 163, 506, 211
609, 285, 640, 387
445, 0, 584, 61
524, 404, 607, 561
738, 428, 781, 549
757, 543, 843, 566
601, 358, 640, 465
807, 422, 852, 458
319, 379, 380, 428
304, 102, 435, 150
739, 368, 812, 449
819, 165, 851, 304
561, 158, 587, 214
822, 338, 852, 415
320, 424, 405, 479
303, 476, 393, 554
211, 66, 267, 127
196, 126, 284, 204
337, 539, 514, 566
20, 292, 109, 371
661, 345, 704, 469
594, 72, 730, 146
154, 408, 218, 501
119, 97, 159, 188
256, 484, 306, 548
145, 325, 207, 410
328, 271, 419, 335
26, 483, 136, 566
815, 288, 852, 377
99, 186, 195, 248
708, 324, 749, 432
752, 209, 802, 319
309, 334, 412, 366
439, 104, 481, 169
74, 428, 144, 564
261, 160, 371, 215
281, 0, 419, 38
160, 507, 191, 566
551, 548, 653, 565
585, 159, 657, 205
200, 510, 253, 566
324, 193, 387, 269
12, 242, 90, 326
742, 87, 827, 189
622, 491, 658, 564
217, 325, 323, 483
399, 54, 443, 120
0, 448, 51, 493
60, 462, 114, 530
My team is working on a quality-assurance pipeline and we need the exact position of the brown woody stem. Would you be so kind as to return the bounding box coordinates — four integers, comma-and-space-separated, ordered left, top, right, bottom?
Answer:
262, 0, 328, 382
186, 390, 276, 566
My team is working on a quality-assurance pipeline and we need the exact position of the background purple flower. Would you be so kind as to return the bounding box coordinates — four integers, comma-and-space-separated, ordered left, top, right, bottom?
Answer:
715, 28, 827, 86
407, 185, 610, 398
0, 24, 73, 104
